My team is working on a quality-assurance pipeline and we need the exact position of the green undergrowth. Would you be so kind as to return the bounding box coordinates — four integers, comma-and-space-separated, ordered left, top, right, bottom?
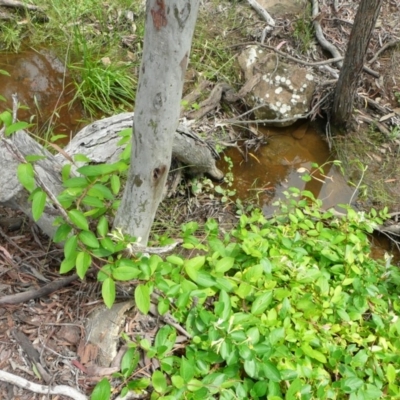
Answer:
3, 105, 399, 397
93, 193, 400, 400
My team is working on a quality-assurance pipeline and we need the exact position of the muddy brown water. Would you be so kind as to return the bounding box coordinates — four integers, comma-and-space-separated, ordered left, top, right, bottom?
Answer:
0, 49, 84, 142
219, 122, 355, 215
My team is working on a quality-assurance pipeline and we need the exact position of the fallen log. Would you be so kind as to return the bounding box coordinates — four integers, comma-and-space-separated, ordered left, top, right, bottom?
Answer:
0, 113, 223, 238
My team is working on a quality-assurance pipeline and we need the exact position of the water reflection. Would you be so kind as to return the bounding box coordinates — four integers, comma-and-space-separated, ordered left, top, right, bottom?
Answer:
0, 49, 84, 142
219, 122, 354, 214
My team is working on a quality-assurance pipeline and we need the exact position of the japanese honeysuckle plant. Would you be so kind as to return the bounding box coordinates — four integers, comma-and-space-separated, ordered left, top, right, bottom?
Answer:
10, 122, 400, 399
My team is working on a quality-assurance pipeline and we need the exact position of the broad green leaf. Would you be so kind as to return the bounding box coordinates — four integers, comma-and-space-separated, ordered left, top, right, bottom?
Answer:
61, 164, 71, 182
79, 231, 100, 248
102, 278, 116, 309
68, 209, 89, 230
152, 371, 167, 394
90, 378, 111, 400
54, 223, 72, 243
64, 235, 78, 259
76, 251, 92, 279
166, 255, 184, 266
301, 344, 327, 364
0, 110, 12, 126
135, 284, 150, 314
17, 163, 35, 192
60, 256, 76, 274
387, 364, 396, 384
63, 177, 88, 188
32, 190, 47, 221
185, 256, 205, 270
262, 360, 281, 382
243, 359, 257, 378
215, 257, 235, 273
251, 291, 273, 315
77, 162, 127, 177
121, 348, 139, 377
82, 195, 105, 208
5, 121, 32, 136
286, 379, 303, 400
100, 237, 115, 253
187, 379, 203, 392
342, 377, 364, 393
73, 154, 91, 162
97, 216, 109, 237
25, 154, 46, 162
110, 175, 121, 195
180, 357, 195, 383
112, 265, 141, 280
88, 184, 114, 200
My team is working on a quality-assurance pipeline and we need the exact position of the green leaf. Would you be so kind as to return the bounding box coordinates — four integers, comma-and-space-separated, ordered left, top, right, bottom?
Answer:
73, 153, 91, 162
185, 256, 205, 270
135, 284, 150, 314
64, 235, 78, 259
286, 379, 303, 400
262, 360, 281, 382
5, 121, 32, 136
180, 357, 195, 383
88, 184, 114, 200
78, 162, 127, 177
54, 223, 72, 243
110, 175, 121, 195
342, 377, 364, 393
61, 164, 71, 182
63, 177, 89, 188
187, 379, 203, 392
387, 364, 396, 384
97, 216, 109, 237
0, 110, 12, 126
102, 278, 116, 308
79, 231, 100, 248
76, 251, 92, 279
301, 343, 327, 364
17, 163, 35, 192
25, 154, 46, 162
152, 370, 167, 394
113, 265, 141, 280
215, 257, 235, 273
60, 256, 76, 274
166, 255, 184, 266
251, 291, 273, 315
68, 209, 89, 231
90, 378, 111, 400
32, 190, 47, 221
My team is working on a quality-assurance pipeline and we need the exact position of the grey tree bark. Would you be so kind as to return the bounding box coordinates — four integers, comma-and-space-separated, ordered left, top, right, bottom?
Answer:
113, 0, 200, 245
331, 0, 383, 130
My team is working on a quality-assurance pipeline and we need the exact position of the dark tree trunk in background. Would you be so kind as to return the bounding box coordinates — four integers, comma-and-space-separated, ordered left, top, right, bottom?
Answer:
113, 0, 200, 245
331, 0, 383, 130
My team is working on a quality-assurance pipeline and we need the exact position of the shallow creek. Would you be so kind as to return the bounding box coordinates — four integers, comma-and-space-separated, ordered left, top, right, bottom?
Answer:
0, 49, 83, 142
219, 122, 355, 215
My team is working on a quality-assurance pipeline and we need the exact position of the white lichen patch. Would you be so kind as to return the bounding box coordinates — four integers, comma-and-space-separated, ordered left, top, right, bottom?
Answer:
265, 93, 270, 98
306, 73, 314, 81
276, 101, 282, 107
275, 87, 283, 94
280, 104, 291, 115
275, 76, 281, 82
246, 47, 258, 68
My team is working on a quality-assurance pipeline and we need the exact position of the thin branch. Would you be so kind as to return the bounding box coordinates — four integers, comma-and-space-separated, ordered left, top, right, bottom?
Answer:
367, 39, 400, 65
0, 370, 87, 400
311, 0, 343, 67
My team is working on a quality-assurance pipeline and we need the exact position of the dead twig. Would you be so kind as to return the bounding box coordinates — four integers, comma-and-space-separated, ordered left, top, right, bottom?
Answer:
0, 370, 87, 400
367, 39, 400, 65
0, 272, 83, 305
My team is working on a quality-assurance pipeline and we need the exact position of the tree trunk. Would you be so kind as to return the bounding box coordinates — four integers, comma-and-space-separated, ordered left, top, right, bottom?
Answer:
331, 0, 383, 130
113, 0, 200, 245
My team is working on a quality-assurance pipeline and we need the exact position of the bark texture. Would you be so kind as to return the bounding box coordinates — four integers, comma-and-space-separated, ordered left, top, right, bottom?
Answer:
331, 0, 383, 129
113, 0, 200, 244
